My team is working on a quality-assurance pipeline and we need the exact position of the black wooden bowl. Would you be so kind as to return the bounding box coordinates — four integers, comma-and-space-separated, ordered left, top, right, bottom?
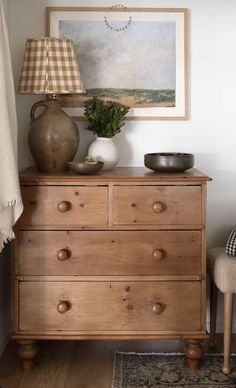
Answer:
144, 153, 194, 172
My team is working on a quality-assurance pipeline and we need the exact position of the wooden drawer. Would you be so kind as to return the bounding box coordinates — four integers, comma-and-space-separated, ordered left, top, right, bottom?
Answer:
19, 281, 201, 332
113, 186, 201, 225
19, 186, 108, 227
18, 230, 201, 276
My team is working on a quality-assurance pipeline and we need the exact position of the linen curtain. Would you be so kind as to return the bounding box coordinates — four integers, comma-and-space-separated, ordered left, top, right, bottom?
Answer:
0, 0, 23, 251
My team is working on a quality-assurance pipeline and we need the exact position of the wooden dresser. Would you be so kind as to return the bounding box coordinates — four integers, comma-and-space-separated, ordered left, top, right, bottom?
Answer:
13, 167, 211, 370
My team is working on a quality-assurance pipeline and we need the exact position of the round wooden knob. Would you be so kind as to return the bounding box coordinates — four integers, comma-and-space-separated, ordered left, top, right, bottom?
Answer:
57, 201, 71, 213
152, 302, 163, 315
57, 301, 70, 314
152, 201, 164, 213
152, 249, 165, 261
57, 249, 71, 261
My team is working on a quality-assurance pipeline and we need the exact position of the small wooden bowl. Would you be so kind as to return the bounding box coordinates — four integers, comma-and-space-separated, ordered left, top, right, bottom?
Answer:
67, 161, 104, 175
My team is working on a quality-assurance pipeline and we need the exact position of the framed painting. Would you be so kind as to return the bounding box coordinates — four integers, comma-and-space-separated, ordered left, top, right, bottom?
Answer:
46, 7, 188, 120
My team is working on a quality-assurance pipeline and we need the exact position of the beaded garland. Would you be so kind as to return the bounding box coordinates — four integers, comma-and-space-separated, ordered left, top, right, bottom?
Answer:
104, 4, 132, 32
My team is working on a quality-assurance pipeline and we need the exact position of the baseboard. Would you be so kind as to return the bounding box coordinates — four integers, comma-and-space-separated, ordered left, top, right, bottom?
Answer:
0, 327, 11, 357
218, 322, 236, 333
206, 321, 236, 334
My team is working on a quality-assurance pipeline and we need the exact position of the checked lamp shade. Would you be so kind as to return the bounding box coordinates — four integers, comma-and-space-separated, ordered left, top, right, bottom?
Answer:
18, 37, 85, 173
18, 37, 85, 94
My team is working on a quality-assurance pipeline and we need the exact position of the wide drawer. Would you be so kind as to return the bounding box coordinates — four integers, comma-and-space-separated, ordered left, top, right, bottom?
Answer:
19, 186, 108, 227
113, 186, 201, 225
19, 281, 201, 332
18, 230, 201, 276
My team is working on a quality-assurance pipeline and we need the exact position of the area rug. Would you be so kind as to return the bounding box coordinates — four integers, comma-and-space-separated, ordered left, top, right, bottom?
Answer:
112, 353, 236, 388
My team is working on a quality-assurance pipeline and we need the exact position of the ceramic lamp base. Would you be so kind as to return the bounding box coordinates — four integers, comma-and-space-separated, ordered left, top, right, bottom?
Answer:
29, 99, 79, 172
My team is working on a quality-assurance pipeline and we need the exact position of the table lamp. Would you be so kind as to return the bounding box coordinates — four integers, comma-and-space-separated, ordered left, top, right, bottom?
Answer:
18, 37, 85, 172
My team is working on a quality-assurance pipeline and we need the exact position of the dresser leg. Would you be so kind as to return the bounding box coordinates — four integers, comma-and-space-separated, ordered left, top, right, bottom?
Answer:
17, 340, 39, 370
184, 340, 203, 371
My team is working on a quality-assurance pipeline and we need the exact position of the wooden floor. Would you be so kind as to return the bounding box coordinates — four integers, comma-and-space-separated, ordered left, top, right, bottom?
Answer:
0, 335, 235, 388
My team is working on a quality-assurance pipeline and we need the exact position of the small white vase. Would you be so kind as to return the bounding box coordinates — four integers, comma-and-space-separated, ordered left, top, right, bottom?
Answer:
88, 137, 119, 171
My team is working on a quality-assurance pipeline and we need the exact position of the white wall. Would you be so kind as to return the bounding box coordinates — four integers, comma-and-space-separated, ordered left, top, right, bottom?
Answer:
9, 0, 236, 332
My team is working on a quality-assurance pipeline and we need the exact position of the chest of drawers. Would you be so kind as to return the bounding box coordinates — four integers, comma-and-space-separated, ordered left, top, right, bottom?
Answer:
13, 167, 211, 370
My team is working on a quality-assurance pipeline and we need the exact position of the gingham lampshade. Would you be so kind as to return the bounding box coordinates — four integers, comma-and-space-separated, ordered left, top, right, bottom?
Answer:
18, 37, 85, 94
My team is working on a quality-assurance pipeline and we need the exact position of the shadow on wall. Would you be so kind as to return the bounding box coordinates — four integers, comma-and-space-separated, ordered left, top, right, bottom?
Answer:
112, 120, 138, 166
113, 131, 134, 166
205, 169, 236, 248
74, 121, 94, 161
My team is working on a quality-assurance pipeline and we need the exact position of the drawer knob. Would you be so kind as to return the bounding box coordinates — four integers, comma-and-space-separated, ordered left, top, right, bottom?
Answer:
152, 302, 163, 315
152, 249, 165, 261
57, 300, 70, 314
57, 201, 71, 213
152, 201, 164, 213
57, 249, 71, 261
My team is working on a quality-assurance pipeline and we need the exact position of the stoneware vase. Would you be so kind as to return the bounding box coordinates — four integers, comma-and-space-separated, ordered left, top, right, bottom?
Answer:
88, 137, 118, 171
29, 99, 79, 172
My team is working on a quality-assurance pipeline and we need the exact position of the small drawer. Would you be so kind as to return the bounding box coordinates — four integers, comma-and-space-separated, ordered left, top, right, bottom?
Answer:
18, 230, 202, 276
19, 185, 108, 227
113, 186, 202, 225
19, 281, 201, 332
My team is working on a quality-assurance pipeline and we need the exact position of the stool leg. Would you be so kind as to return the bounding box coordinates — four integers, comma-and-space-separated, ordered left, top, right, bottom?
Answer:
209, 279, 218, 348
222, 292, 234, 375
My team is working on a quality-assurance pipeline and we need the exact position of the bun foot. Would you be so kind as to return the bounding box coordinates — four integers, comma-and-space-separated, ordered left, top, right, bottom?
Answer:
208, 340, 216, 349
184, 340, 203, 371
17, 340, 38, 370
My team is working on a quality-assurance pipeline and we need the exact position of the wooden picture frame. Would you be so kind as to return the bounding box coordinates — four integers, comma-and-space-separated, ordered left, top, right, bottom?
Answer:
46, 7, 188, 120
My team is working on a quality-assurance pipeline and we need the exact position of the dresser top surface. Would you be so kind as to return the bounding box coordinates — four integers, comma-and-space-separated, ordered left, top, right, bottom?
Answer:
20, 167, 211, 184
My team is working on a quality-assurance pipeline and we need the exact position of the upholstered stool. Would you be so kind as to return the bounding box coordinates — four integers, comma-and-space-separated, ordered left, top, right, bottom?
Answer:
207, 247, 236, 374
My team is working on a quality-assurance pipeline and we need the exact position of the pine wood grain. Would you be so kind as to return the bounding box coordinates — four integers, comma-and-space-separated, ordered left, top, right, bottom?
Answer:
19, 186, 108, 227
113, 185, 202, 225
19, 167, 211, 183
18, 230, 201, 276
18, 281, 201, 332
14, 168, 211, 370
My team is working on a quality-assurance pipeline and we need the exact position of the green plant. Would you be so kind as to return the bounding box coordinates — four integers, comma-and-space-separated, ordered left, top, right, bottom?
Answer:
83, 97, 130, 138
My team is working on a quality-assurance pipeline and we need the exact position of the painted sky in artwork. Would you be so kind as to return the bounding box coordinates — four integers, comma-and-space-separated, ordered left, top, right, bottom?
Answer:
60, 19, 175, 91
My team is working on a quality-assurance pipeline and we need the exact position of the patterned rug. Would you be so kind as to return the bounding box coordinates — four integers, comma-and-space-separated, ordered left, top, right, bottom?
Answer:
112, 353, 236, 388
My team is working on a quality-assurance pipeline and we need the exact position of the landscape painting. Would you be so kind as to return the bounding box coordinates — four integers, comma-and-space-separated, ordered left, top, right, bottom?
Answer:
47, 8, 188, 119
